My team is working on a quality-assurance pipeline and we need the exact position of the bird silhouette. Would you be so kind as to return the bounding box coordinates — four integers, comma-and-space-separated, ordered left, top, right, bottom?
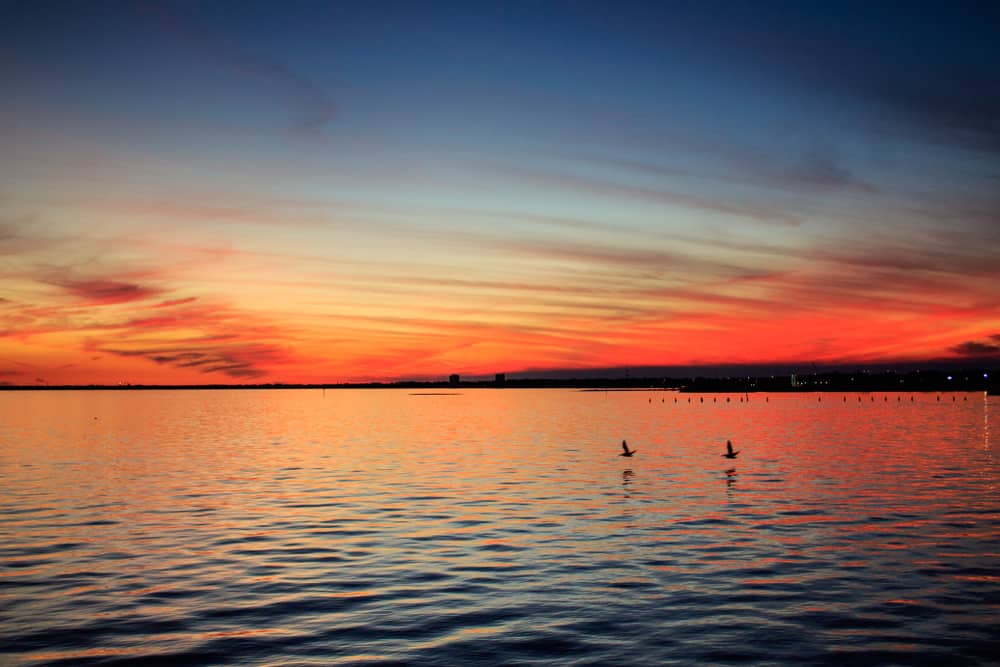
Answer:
723, 440, 739, 459
620, 440, 636, 457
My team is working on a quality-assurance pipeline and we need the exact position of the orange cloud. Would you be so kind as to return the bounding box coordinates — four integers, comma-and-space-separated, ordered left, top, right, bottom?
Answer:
3, 180, 998, 385
45, 277, 163, 305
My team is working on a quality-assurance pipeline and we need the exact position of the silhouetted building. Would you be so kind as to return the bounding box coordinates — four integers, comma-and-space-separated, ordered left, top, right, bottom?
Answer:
449, 374, 460, 386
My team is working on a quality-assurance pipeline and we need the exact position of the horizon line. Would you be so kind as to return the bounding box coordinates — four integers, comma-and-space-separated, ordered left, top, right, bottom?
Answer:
3, 364, 995, 391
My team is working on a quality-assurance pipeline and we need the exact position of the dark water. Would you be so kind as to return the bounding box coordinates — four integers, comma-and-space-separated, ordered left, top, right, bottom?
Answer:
1, 389, 998, 666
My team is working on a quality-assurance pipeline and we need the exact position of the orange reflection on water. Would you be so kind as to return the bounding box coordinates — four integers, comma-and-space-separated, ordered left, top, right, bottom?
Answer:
1, 389, 998, 665
30, 648, 148, 662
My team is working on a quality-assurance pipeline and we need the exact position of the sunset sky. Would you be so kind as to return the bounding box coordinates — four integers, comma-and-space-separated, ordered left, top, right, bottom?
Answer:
3, 1, 999, 385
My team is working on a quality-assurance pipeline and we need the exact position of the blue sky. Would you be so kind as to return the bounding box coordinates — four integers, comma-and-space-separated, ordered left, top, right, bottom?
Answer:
2, 1, 999, 383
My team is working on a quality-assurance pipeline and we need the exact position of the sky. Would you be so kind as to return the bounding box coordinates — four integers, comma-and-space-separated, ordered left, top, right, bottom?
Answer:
2, 0, 1000, 385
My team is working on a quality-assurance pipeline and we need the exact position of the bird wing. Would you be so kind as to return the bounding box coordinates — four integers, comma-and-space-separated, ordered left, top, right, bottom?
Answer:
622, 442, 629, 453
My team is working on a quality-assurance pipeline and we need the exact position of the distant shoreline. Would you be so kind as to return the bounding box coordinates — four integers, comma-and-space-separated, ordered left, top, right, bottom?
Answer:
2, 368, 996, 394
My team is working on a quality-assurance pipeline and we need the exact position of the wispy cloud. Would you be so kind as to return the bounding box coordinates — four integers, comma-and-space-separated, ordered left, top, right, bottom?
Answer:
95, 341, 287, 379
78, 292, 311, 379
950, 334, 1000, 359
492, 163, 803, 226
0, 221, 315, 380
951, 340, 1000, 357
578, 141, 879, 200
154, 296, 198, 308
45, 276, 163, 305
3, 178, 998, 383
86, 197, 339, 229
144, 2, 336, 136
658, 3, 1000, 156
0, 216, 69, 257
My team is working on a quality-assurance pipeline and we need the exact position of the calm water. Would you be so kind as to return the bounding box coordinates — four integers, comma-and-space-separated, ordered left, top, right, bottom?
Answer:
1, 389, 998, 666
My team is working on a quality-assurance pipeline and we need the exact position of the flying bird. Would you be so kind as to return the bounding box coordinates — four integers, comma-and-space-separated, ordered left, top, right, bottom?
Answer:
620, 440, 636, 457
723, 440, 739, 459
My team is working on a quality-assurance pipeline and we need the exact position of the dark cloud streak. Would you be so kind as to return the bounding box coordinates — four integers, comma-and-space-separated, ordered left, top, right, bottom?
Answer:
144, 2, 336, 136
721, 4, 1000, 155
950, 340, 1000, 358
99, 343, 276, 379
46, 277, 162, 305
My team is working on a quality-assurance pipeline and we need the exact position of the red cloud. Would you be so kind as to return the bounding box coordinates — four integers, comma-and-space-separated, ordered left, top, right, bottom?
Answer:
154, 296, 199, 308
48, 278, 162, 305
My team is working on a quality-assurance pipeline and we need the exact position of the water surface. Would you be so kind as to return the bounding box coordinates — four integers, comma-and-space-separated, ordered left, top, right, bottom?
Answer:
2, 389, 998, 665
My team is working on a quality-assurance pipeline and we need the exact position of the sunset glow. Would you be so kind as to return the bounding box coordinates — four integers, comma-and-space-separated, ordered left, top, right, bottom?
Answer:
3, 2, 999, 384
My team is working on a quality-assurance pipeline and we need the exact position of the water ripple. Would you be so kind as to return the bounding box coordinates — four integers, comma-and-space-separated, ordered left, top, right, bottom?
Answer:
1, 390, 998, 665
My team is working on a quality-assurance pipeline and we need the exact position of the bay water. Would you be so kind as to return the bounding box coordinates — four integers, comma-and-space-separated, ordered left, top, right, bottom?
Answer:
2, 389, 997, 665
